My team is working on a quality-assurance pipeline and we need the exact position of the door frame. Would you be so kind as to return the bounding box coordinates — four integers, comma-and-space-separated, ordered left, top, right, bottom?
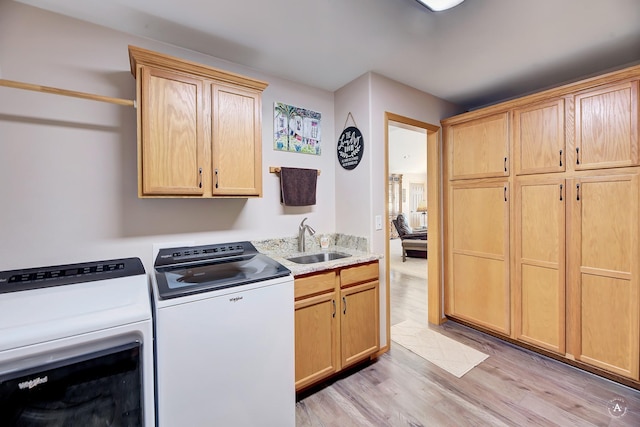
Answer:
385, 112, 444, 335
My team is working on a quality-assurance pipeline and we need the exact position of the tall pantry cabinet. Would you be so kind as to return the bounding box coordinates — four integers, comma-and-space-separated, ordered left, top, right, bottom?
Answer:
446, 113, 510, 335
442, 65, 640, 386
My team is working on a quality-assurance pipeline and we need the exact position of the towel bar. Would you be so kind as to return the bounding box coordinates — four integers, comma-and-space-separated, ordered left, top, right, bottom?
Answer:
269, 166, 321, 176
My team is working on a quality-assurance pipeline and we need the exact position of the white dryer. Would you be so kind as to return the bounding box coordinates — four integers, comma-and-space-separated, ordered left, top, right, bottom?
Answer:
0, 258, 155, 426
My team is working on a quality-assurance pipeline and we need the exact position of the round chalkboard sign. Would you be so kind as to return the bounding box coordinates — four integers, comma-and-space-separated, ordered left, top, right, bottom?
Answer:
337, 126, 364, 170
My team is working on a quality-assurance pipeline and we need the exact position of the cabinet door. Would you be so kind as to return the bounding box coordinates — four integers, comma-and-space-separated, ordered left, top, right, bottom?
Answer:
449, 112, 509, 179
514, 99, 565, 175
447, 180, 510, 335
574, 81, 639, 170
340, 281, 379, 368
294, 292, 339, 391
515, 178, 565, 354
211, 84, 262, 196
568, 173, 639, 379
140, 67, 204, 196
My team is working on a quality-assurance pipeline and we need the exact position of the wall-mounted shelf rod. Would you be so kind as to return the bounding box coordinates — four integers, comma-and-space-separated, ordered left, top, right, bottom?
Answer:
0, 79, 135, 107
269, 166, 321, 176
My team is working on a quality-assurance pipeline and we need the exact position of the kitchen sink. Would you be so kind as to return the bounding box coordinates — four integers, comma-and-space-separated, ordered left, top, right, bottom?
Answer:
286, 251, 352, 264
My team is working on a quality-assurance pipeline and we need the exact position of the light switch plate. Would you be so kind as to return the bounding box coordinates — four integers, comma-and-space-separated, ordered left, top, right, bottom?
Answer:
375, 215, 382, 230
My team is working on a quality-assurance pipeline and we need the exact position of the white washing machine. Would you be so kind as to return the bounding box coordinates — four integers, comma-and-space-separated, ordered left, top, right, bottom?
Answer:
151, 241, 295, 427
0, 258, 155, 426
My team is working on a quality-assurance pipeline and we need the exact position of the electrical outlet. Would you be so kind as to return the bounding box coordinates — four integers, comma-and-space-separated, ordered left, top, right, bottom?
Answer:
375, 215, 383, 230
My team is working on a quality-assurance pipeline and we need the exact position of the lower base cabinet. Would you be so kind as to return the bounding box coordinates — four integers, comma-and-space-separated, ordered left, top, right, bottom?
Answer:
294, 261, 379, 392
295, 291, 339, 389
340, 281, 379, 368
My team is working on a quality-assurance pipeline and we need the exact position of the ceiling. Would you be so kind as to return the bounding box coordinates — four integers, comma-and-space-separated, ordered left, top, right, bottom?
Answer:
14, 0, 640, 111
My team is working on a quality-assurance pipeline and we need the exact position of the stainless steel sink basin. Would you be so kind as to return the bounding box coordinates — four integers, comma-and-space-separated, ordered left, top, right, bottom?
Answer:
286, 251, 352, 264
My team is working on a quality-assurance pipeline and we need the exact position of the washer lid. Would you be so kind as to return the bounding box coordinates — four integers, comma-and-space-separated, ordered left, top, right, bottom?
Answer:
154, 253, 290, 300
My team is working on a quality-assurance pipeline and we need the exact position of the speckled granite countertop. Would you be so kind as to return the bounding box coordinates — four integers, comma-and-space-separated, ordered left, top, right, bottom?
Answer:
252, 234, 381, 277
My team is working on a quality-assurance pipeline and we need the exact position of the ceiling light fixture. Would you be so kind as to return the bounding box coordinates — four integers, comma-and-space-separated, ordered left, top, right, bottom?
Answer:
415, 0, 465, 12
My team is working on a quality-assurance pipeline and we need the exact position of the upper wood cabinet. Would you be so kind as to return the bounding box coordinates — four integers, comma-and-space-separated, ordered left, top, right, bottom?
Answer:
448, 112, 509, 180
139, 67, 205, 196
129, 45, 268, 198
573, 81, 638, 171
513, 98, 566, 175
210, 84, 263, 196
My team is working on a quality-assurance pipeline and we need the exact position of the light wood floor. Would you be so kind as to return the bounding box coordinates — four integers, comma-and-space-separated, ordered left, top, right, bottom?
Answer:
296, 268, 640, 426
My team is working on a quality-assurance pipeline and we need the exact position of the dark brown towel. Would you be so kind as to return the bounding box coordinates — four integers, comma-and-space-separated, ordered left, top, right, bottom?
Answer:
280, 167, 317, 206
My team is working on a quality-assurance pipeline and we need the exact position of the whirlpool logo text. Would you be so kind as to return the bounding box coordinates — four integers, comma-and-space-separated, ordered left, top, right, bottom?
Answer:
18, 376, 48, 390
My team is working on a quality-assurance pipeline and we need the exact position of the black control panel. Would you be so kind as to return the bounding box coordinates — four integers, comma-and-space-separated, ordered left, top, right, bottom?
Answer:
0, 258, 145, 294
154, 241, 256, 268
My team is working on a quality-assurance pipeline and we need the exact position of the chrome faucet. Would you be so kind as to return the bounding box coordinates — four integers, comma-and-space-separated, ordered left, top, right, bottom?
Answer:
298, 217, 316, 252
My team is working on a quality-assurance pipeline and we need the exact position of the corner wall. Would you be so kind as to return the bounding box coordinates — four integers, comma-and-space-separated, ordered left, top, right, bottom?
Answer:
335, 72, 461, 348
0, 1, 336, 272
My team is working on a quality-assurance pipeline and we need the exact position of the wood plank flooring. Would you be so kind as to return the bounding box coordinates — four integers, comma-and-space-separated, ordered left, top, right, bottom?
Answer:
296, 267, 640, 426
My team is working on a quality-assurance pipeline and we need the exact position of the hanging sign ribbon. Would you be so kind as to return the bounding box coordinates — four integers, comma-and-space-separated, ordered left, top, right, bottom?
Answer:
337, 112, 364, 170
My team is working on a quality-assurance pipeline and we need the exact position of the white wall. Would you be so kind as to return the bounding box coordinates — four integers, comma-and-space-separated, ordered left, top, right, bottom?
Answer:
0, 1, 335, 271
1, 2, 463, 350
335, 72, 461, 348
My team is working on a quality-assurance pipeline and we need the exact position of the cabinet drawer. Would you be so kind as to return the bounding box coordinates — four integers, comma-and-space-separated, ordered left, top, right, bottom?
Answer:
295, 271, 336, 300
340, 262, 379, 288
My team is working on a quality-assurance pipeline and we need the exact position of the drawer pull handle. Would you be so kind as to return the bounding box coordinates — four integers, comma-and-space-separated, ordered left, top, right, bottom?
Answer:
504, 186, 507, 202
198, 167, 203, 189
504, 157, 507, 172
576, 183, 580, 201
215, 168, 219, 189
576, 147, 580, 165
342, 296, 347, 315
332, 299, 336, 318
559, 149, 563, 167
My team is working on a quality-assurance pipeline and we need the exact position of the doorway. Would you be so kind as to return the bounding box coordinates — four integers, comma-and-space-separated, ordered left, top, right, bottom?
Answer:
384, 113, 442, 343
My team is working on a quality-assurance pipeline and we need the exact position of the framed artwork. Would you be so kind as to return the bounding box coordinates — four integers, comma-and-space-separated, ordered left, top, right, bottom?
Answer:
274, 102, 321, 155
